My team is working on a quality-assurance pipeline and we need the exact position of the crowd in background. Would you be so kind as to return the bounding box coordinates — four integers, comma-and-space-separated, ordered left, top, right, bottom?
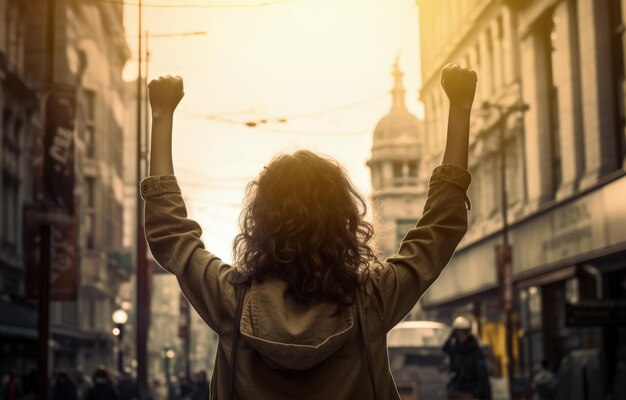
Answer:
1, 368, 211, 400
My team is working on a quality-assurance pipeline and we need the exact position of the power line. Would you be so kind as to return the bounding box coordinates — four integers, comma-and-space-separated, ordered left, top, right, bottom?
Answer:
89, 0, 291, 8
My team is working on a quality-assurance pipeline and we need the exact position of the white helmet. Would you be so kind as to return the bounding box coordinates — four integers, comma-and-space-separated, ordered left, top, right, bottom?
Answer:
452, 316, 471, 330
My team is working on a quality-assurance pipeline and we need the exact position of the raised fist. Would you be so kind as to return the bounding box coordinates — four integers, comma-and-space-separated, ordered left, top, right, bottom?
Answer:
148, 75, 184, 115
441, 64, 477, 110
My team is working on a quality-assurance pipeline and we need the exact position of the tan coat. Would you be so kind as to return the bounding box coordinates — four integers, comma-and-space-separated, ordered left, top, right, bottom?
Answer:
141, 164, 471, 399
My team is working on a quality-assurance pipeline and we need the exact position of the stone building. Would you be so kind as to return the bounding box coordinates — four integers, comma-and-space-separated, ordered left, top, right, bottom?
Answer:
417, 0, 626, 397
0, 0, 40, 378
17, 0, 132, 374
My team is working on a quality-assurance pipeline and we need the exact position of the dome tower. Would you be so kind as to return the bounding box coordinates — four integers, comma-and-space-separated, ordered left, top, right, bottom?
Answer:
367, 61, 425, 258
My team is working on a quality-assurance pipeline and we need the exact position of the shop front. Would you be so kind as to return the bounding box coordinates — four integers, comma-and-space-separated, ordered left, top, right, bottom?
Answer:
421, 174, 626, 397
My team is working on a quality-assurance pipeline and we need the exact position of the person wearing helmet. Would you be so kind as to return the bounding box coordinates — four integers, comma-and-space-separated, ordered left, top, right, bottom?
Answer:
443, 316, 492, 399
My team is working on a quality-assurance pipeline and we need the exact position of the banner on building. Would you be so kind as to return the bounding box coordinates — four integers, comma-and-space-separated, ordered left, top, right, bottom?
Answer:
26, 84, 78, 301
25, 208, 78, 301
33, 85, 76, 215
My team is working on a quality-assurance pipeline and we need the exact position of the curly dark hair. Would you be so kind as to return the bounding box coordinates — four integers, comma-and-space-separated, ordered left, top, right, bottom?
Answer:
233, 150, 380, 308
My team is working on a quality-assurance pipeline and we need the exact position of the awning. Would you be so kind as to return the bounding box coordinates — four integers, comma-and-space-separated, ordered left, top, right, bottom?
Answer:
0, 296, 38, 340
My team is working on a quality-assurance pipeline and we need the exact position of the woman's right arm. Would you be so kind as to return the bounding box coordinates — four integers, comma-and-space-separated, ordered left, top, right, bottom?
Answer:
371, 65, 477, 332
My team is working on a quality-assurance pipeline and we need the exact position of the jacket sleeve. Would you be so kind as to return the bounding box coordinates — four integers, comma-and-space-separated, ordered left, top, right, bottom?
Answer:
371, 164, 471, 332
140, 175, 233, 334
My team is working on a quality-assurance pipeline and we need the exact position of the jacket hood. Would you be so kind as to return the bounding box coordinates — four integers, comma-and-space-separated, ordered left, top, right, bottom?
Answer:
240, 278, 354, 371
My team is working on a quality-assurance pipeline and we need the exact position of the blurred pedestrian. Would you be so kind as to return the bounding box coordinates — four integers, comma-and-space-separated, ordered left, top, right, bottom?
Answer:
84, 368, 118, 400
443, 316, 492, 399
73, 368, 93, 400
51, 371, 78, 400
118, 370, 139, 400
190, 371, 209, 400
178, 376, 193, 399
143, 63, 476, 399
2, 372, 20, 400
532, 359, 556, 400
151, 379, 167, 400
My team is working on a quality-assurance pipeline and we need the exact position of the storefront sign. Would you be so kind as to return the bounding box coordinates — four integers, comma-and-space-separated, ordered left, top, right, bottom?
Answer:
565, 301, 626, 326
511, 177, 626, 276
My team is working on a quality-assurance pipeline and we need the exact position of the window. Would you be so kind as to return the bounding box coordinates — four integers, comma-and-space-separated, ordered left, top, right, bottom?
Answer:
85, 90, 96, 158
85, 178, 96, 249
408, 161, 418, 178
519, 286, 544, 377
392, 161, 419, 187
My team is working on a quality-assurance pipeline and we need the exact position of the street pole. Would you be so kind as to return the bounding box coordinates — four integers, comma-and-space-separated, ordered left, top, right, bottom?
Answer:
135, 0, 150, 395
37, 1, 56, 398
498, 114, 515, 400
118, 324, 125, 373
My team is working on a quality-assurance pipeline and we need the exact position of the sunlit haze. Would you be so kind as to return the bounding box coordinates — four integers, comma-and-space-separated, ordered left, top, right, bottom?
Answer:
124, 0, 423, 262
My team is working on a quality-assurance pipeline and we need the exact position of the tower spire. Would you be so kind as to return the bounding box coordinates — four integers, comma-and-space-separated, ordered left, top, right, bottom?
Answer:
391, 57, 406, 109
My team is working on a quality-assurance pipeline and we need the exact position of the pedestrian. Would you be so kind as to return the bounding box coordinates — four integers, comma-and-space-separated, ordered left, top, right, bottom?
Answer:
443, 316, 492, 399
2, 372, 19, 400
51, 371, 78, 400
118, 370, 139, 400
178, 376, 193, 399
73, 368, 93, 400
84, 368, 118, 400
532, 359, 556, 400
151, 379, 167, 400
142, 63, 476, 399
190, 371, 209, 400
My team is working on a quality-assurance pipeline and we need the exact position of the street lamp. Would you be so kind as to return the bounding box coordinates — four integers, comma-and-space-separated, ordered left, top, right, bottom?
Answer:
481, 99, 529, 399
162, 345, 176, 387
112, 308, 129, 373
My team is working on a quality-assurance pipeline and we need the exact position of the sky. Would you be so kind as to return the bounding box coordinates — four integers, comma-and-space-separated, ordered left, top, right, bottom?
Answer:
123, 0, 423, 262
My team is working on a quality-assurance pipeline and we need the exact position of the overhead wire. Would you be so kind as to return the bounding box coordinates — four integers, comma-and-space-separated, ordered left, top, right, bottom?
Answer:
89, 0, 292, 8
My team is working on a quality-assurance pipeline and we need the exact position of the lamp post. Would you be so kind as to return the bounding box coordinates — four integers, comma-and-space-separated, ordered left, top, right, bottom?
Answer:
162, 345, 176, 387
112, 308, 129, 373
481, 100, 529, 400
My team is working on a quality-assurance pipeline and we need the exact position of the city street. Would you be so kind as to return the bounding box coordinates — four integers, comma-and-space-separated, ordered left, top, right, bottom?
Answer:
1, 0, 625, 399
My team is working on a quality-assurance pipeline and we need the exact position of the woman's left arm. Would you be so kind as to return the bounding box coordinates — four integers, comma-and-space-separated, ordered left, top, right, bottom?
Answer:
141, 76, 233, 334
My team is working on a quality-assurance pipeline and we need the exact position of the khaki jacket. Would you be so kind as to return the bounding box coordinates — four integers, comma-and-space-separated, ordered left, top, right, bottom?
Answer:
141, 164, 471, 399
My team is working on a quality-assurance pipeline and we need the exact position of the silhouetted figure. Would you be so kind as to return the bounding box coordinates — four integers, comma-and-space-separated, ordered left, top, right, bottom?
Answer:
2, 372, 19, 400
84, 368, 118, 400
118, 370, 139, 400
191, 371, 209, 400
443, 317, 492, 399
73, 368, 93, 400
178, 376, 193, 399
51, 371, 78, 400
532, 359, 556, 400
143, 64, 477, 399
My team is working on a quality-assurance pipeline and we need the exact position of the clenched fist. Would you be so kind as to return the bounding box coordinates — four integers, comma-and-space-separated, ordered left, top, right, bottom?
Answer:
441, 64, 477, 110
148, 75, 184, 115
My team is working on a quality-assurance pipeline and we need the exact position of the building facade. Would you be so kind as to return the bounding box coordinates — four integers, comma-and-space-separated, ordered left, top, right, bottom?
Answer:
417, 0, 626, 397
0, 0, 134, 375
0, 0, 40, 379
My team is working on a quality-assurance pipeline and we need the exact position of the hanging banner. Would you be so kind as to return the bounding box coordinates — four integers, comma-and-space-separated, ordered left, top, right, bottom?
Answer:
26, 84, 78, 301
42, 85, 76, 214
25, 208, 78, 301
